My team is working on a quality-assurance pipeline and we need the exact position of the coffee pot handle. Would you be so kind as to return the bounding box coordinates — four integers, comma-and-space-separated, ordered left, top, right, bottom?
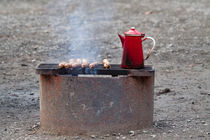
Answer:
142, 37, 156, 60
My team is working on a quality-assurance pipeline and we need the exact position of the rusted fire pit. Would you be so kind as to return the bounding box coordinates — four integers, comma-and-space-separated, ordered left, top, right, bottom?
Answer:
36, 64, 155, 135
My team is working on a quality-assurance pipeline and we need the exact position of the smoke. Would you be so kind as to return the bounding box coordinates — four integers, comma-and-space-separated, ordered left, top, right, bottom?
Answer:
47, 0, 115, 62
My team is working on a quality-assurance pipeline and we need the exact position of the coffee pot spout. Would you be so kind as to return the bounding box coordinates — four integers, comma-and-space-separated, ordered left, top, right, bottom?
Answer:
118, 34, 125, 47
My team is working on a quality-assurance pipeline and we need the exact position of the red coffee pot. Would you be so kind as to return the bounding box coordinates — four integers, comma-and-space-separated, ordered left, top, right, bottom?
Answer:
118, 27, 155, 69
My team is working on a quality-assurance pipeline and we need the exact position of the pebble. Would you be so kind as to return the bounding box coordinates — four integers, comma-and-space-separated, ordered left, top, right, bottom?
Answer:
151, 134, 156, 138
30, 93, 34, 95
111, 46, 117, 49
156, 88, 171, 96
143, 130, 148, 133
21, 64, 28, 66
122, 136, 126, 139
112, 133, 117, 136
32, 122, 40, 129
200, 92, 208, 95
201, 120, 206, 124
178, 97, 184, 100
187, 119, 191, 123
73, 136, 80, 139
90, 135, 96, 138
107, 54, 112, 58
104, 134, 110, 137
168, 130, 173, 133
129, 130, 135, 136
116, 136, 120, 139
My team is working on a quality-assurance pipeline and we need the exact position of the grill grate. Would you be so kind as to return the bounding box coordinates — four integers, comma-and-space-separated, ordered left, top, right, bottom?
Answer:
36, 63, 154, 76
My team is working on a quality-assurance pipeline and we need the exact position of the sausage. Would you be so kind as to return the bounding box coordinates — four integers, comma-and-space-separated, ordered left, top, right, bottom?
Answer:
102, 59, 111, 69
68, 59, 75, 68
102, 59, 109, 64
89, 62, 98, 69
72, 62, 80, 68
81, 59, 89, 68
64, 63, 71, 68
58, 61, 66, 69
103, 63, 111, 69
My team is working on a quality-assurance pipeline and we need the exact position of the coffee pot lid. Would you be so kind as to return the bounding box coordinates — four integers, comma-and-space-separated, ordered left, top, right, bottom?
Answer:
124, 27, 145, 37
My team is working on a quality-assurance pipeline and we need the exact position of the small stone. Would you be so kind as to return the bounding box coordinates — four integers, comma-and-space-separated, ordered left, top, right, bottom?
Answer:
4, 128, 7, 131
187, 119, 191, 123
32, 122, 40, 129
200, 92, 207, 95
32, 59, 36, 63
90, 135, 96, 138
144, 10, 153, 15
201, 121, 206, 124
21, 64, 28, 66
168, 44, 174, 47
111, 46, 117, 49
151, 134, 156, 138
30, 93, 34, 95
73, 136, 80, 139
116, 136, 120, 139
168, 130, 173, 133
129, 130, 135, 136
112, 133, 117, 136
104, 134, 110, 137
122, 136, 126, 139
156, 88, 171, 96
107, 54, 112, 58
143, 130, 148, 133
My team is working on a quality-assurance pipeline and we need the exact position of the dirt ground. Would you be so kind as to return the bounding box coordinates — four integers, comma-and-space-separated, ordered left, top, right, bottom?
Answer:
0, 0, 209, 139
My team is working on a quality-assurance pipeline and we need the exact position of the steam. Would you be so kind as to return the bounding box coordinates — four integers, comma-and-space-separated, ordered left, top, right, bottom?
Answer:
47, 0, 114, 62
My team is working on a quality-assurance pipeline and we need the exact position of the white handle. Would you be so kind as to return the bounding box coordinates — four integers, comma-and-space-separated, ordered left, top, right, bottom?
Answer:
142, 37, 156, 60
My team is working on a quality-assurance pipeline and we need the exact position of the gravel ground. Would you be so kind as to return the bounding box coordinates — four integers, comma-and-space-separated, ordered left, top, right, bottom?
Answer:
0, 0, 209, 139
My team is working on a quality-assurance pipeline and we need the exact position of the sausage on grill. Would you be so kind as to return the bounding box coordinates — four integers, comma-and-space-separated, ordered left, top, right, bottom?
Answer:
102, 59, 111, 69
89, 62, 98, 69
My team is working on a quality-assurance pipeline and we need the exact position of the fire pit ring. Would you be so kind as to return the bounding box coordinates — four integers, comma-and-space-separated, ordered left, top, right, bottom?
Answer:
36, 64, 154, 135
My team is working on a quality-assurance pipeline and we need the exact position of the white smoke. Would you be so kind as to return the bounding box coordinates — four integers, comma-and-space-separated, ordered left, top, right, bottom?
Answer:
47, 0, 115, 62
